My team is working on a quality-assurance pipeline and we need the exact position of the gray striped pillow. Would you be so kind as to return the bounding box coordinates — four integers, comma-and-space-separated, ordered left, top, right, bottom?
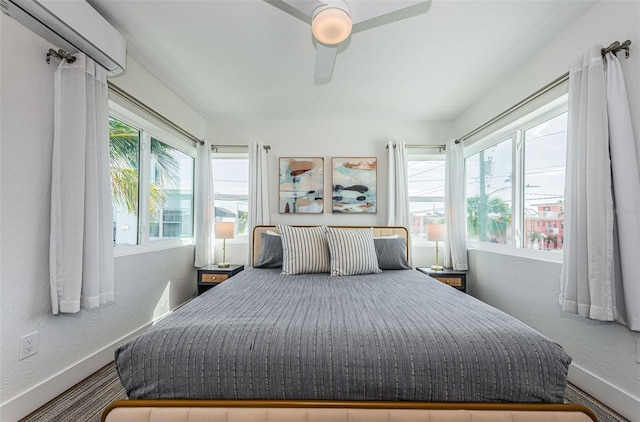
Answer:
325, 227, 382, 276
277, 225, 330, 275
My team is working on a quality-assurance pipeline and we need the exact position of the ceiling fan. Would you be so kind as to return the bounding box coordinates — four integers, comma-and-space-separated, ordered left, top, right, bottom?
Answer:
274, 0, 428, 83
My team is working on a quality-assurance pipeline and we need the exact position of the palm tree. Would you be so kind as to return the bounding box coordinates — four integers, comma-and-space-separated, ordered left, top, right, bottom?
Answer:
237, 210, 248, 235
527, 230, 546, 249
467, 195, 512, 242
109, 117, 180, 217
109, 118, 139, 214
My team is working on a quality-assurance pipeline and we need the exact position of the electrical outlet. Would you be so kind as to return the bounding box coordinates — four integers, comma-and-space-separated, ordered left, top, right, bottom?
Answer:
19, 332, 38, 360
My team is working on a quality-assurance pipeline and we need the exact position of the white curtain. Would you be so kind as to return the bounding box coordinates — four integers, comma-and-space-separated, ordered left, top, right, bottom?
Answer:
248, 142, 269, 265
387, 141, 410, 228
387, 141, 411, 264
194, 139, 215, 267
605, 52, 640, 331
560, 45, 639, 331
444, 139, 468, 270
50, 53, 114, 314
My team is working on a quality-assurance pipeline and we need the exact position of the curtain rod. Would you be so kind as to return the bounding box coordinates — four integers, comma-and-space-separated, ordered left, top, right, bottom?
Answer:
457, 72, 569, 142
458, 39, 632, 143
54, 39, 631, 149
602, 39, 631, 58
108, 82, 272, 152
47, 49, 204, 146
385, 143, 454, 150
212, 144, 271, 152
107, 81, 205, 146
46, 48, 76, 64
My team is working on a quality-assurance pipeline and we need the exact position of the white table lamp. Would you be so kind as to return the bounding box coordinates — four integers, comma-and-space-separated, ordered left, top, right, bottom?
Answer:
215, 221, 234, 268
427, 224, 447, 271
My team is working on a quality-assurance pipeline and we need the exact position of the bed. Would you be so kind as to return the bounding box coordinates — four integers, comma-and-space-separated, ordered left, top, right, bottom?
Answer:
102, 225, 595, 422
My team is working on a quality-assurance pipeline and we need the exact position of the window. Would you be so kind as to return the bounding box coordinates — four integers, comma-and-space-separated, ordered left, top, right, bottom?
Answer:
148, 138, 194, 240
465, 138, 513, 244
109, 116, 140, 246
523, 112, 567, 251
213, 155, 249, 237
408, 155, 446, 239
109, 106, 196, 253
465, 104, 567, 254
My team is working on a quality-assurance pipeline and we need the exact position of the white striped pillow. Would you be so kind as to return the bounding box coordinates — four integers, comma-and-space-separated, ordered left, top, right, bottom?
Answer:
277, 225, 331, 275
325, 227, 382, 276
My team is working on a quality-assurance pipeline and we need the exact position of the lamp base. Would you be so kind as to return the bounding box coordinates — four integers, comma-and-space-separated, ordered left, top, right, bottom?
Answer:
217, 262, 230, 268
430, 265, 444, 271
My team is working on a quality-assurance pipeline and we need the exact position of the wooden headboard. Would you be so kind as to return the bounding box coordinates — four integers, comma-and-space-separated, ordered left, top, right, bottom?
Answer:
252, 225, 409, 266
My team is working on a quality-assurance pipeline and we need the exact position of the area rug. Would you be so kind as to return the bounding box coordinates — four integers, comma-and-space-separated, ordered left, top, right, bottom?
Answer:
20, 361, 629, 422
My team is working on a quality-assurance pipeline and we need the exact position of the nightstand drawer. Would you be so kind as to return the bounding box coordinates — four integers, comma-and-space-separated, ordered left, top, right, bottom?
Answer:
197, 264, 244, 295
416, 268, 467, 292
201, 273, 229, 283
432, 276, 462, 287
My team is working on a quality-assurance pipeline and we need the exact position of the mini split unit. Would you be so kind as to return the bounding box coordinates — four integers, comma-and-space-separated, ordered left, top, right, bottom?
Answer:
2, 0, 126, 75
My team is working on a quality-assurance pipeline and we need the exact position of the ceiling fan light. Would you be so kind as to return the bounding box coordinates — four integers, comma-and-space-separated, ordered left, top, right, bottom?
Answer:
312, 7, 352, 45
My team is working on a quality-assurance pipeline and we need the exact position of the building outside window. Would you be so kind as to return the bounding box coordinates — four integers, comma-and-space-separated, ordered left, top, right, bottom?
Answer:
148, 138, 194, 240
522, 112, 567, 251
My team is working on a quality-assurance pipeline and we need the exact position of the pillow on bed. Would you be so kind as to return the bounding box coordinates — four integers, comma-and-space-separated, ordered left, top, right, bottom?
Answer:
254, 232, 283, 268
374, 237, 412, 270
325, 227, 382, 276
277, 225, 331, 275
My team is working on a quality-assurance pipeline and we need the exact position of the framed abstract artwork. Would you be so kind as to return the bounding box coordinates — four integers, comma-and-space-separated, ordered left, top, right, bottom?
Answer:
279, 157, 324, 213
332, 157, 377, 213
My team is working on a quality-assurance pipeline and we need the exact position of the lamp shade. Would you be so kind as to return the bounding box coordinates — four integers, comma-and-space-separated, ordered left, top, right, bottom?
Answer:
312, 7, 352, 45
215, 221, 235, 239
427, 224, 447, 242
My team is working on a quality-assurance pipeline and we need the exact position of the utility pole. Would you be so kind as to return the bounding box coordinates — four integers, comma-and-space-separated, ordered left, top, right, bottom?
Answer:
478, 150, 487, 242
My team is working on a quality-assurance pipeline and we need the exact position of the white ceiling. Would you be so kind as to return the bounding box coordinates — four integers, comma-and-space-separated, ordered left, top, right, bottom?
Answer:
89, 0, 596, 121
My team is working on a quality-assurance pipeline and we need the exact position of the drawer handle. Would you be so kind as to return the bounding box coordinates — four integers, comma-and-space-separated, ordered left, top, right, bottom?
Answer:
202, 274, 228, 282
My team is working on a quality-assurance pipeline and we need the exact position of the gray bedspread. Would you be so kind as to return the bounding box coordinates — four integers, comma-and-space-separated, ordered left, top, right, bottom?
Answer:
115, 268, 571, 402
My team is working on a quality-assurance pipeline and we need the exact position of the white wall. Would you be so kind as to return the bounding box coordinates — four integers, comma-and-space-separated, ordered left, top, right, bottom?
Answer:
455, 2, 640, 420
0, 14, 203, 420
207, 118, 453, 264
109, 56, 206, 139
3, 0, 638, 420
467, 251, 640, 419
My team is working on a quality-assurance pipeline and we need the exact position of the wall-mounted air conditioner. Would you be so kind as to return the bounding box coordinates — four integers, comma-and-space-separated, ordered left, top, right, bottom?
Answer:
1, 0, 126, 75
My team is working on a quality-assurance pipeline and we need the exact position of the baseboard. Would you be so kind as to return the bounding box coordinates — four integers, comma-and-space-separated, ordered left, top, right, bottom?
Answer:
0, 296, 195, 422
3, 322, 637, 422
568, 362, 640, 421
0, 323, 150, 422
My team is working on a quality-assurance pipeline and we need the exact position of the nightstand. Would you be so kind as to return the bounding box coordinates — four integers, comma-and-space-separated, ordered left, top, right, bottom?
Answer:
197, 264, 244, 295
417, 267, 467, 292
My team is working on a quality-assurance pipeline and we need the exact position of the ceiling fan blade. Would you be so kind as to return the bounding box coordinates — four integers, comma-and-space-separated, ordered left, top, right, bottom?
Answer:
349, 1, 427, 25
314, 43, 338, 83
279, 0, 324, 18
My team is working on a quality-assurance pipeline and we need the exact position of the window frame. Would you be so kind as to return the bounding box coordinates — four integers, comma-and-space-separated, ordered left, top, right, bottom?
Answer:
464, 96, 568, 263
109, 101, 197, 257
109, 115, 142, 247
147, 136, 196, 242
